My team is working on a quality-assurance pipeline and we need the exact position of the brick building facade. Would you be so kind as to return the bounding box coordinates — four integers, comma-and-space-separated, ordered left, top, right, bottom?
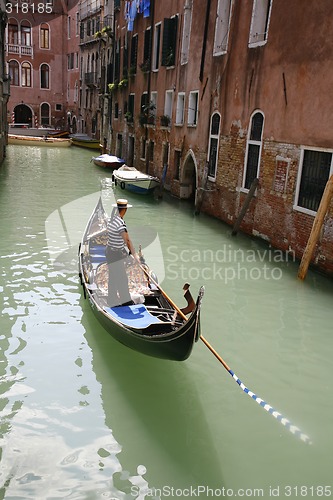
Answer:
6, 0, 80, 132
4, 0, 333, 275
102, 0, 333, 276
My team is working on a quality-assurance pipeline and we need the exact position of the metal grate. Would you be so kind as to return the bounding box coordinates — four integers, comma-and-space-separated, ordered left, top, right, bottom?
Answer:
298, 150, 331, 212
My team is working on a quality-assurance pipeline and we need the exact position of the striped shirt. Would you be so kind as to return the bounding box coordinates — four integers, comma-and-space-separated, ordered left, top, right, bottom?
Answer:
107, 214, 127, 250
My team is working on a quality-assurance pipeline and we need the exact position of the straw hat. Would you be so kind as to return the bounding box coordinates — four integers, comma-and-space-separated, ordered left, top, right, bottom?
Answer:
112, 198, 133, 209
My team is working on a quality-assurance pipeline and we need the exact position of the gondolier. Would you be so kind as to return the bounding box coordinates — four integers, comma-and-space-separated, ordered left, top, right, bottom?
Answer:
106, 199, 137, 307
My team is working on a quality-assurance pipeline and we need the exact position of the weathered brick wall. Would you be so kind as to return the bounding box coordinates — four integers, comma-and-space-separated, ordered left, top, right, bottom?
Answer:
200, 122, 333, 276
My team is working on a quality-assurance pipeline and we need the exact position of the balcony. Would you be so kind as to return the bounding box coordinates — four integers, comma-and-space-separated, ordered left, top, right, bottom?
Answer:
84, 72, 99, 88
6, 44, 33, 58
80, 0, 101, 20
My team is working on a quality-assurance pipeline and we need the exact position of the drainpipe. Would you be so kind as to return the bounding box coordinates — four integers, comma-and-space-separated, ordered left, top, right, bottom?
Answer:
199, 0, 211, 82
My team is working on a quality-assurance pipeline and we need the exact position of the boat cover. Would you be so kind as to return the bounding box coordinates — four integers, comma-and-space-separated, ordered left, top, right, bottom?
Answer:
104, 304, 162, 328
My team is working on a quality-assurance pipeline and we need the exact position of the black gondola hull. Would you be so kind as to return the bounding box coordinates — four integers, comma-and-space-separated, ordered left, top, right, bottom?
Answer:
78, 198, 203, 361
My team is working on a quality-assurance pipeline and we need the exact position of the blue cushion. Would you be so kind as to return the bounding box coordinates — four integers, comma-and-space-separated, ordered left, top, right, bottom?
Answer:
104, 304, 162, 329
90, 245, 106, 264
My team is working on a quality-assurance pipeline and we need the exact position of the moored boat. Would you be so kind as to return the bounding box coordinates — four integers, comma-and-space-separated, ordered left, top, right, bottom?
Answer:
8, 134, 72, 147
92, 154, 125, 169
78, 198, 204, 360
112, 165, 160, 194
71, 134, 101, 150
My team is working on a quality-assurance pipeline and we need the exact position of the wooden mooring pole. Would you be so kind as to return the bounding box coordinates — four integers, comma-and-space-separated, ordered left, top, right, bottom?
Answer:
232, 178, 259, 236
298, 174, 333, 280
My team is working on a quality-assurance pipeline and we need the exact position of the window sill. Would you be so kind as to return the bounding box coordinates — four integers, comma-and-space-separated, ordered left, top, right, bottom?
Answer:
292, 205, 316, 217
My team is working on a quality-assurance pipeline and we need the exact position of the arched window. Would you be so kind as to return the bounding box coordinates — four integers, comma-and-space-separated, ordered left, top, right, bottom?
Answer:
21, 21, 32, 46
40, 103, 50, 126
8, 19, 19, 45
207, 112, 221, 180
9, 60, 20, 86
40, 23, 49, 49
40, 63, 50, 89
243, 111, 264, 189
21, 61, 32, 87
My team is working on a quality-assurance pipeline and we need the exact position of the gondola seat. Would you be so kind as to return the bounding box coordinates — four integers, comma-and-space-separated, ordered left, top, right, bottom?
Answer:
103, 304, 171, 333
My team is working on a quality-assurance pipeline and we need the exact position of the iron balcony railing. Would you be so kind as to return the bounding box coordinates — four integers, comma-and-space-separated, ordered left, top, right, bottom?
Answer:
84, 72, 99, 87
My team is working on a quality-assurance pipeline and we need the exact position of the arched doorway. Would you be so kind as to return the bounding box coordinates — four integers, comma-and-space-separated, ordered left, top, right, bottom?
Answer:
14, 104, 32, 126
72, 116, 77, 133
180, 150, 197, 200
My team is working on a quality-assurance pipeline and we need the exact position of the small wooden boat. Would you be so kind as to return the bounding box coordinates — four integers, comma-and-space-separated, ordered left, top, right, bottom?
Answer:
71, 134, 101, 150
78, 198, 204, 360
112, 166, 160, 194
8, 134, 72, 147
47, 130, 70, 138
92, 154, 125, 169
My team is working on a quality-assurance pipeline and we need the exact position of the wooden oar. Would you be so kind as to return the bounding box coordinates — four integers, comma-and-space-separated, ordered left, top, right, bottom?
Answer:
137, 260, 311, 443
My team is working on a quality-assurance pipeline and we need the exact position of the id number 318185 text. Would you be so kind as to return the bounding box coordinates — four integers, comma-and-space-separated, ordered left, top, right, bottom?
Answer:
6, 2, 53, 13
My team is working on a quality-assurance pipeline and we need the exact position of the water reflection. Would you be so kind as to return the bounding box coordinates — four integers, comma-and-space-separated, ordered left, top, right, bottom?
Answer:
81, 295, 224, 497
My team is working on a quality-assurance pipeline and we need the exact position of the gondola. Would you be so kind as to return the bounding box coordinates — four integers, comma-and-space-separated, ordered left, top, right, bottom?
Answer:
78, 198, 204, 361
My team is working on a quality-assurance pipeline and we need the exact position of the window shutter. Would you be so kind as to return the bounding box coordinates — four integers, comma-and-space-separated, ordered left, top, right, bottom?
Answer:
143, 28, 152, 63
162, 16, 178, 66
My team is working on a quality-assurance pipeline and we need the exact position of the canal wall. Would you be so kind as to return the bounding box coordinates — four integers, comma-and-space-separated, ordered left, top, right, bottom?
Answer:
200, 122, 333, 277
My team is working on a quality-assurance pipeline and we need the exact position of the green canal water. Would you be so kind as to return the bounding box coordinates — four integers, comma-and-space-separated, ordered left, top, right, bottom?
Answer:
0, 145, 332, 499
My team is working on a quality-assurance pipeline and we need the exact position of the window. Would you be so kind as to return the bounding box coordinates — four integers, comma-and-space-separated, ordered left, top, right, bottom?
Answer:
140, 92, 149, 115
128, 93, 135, 122
8, 20, 19, 45
174, 149, 181, 179
76, 12, 80, 36
207, 112, 221, 180
40, 23, 49, 49
40, 102, 50, 126
150, 91, 157, 119
148, 141, 154, 162
21, 21, 32, 46
162, 16, 178, 66
188, 91, 199, 126
55, 103, 62, 111
181, 0, 192, 64
68, 16, 71, 38
243, 111, 264, 189
162, 142, 169, 170
21, 61, 32, 87
176, 92, 185, 125
295, 149, 333, 213
9, 60, 19, 86
74, 81, 79, 102
249, 0, 273, 47
142, 27, 151, 70
67, 53, 74, 70
140, 138, 147, 160
164, 90, 173, 122
152, 23, 161, 71
40, 63, 50, 89
213, 0, 233, 55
